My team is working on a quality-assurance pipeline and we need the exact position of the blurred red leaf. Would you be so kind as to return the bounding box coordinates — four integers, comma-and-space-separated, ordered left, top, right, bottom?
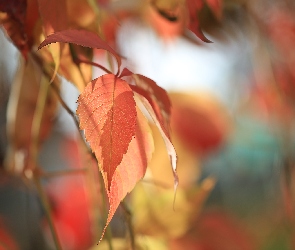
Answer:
76, 74, 137, 190
38, 29, 122, 73
103, 109, 154, 240
0, 0, 28, 56
0, 224, 19, 250
170, 212, 256, 250
185, 0, 212, 43
37, 0, 67, 35
46, 139, 93, 250
170, 93, 228, 154
144, 2, 187, 40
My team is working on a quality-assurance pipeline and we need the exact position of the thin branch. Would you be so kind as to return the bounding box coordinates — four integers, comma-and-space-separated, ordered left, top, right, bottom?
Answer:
50, 82, 80, 130
121, 200, 135, 250
28, 72, 62, 250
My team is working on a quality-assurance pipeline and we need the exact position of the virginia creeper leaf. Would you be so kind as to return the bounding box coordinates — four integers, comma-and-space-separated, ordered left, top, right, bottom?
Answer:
38, 29, 122, 74
101, 108, 154, 242
76, 74, 137, 189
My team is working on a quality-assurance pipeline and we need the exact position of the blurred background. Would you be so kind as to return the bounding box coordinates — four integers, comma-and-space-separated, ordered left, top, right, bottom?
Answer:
1, 0, 295, 249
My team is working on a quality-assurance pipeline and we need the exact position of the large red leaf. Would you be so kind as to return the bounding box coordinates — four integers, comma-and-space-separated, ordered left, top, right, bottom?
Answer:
102, 108, 154, 241
76, 74, 137, 189
38, 29, 122, 73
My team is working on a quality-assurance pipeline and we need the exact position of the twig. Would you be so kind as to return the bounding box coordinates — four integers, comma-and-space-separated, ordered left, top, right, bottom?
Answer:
120, 200, 135, 250
49, 82, 80, 131
28, 73, 62, 250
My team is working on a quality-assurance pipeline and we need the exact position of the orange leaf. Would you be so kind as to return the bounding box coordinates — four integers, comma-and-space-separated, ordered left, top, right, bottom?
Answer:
102, 108, 154, 241
76, 74, 137, 189
38, 29, 122, 74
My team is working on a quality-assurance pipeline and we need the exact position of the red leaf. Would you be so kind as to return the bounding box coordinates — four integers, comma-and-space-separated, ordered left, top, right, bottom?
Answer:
76, 74, 137, 189
38, 29, 122, 73
37, 0, 68, 35
185, 0, 212, 43
101, 109, 154, 241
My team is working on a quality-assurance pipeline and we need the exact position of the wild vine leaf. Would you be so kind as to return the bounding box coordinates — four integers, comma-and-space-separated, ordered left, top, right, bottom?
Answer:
76, 74, 137, 189
120, 68, 178, 190
38, 29, 122, 75
101, 108, 154, 242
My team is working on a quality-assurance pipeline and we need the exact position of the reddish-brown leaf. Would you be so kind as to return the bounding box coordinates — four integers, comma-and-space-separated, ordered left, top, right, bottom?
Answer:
185, 0, 212, 43
38, 29, 122, 73
0, 0, 28, 56
101, 109, 154, 241
76, 74, 137, 189
37, 0, 68, 35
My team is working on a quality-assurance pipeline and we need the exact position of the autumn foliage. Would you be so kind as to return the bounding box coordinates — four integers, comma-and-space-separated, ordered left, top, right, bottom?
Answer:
1, 0, 295, 249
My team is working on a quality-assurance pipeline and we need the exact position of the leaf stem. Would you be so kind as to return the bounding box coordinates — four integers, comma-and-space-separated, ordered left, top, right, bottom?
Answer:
75, 57, 113, 75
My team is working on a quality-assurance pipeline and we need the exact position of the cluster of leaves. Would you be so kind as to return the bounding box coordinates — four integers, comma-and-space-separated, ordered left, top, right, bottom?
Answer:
3, 0, 295, 248
0, 0, 225, 242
